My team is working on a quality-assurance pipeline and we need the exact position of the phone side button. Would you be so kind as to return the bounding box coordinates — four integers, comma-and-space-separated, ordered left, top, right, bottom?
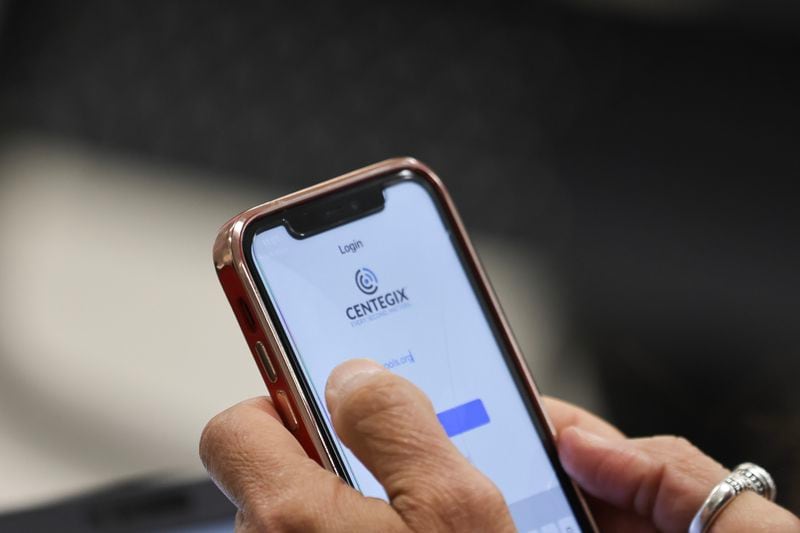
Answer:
275, 391, 299, 432
254, 341, 278, 383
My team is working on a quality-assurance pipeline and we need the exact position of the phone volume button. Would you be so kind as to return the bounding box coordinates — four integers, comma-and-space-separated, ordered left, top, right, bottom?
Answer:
275, 391, 299, 432
254, 341, 278, 383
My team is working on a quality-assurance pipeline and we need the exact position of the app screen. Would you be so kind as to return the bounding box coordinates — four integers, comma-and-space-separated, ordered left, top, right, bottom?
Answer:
251, 180, 581, 532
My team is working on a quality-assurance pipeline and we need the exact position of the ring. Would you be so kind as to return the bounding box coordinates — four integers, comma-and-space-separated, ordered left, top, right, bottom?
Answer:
689, 462, 777, 533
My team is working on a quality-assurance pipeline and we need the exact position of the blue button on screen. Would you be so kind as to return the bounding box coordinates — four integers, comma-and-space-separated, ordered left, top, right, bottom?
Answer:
437, 399, 490, 437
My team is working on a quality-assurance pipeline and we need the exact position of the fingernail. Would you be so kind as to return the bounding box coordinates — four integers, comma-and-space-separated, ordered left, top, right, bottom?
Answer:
558, 426, 611, 475
559, 427, 610, 464
325, 359, 385, 411
568, 426, 610, 446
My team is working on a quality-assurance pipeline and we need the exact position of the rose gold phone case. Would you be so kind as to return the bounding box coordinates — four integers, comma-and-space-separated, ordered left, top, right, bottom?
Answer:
213, 157, 596, 529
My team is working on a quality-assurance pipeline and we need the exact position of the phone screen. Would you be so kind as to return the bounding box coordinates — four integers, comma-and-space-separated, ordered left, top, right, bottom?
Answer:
248, 177, 584, 532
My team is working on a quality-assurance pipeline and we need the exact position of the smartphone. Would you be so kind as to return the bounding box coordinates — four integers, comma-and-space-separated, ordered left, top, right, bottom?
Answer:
213, 158, 596, 532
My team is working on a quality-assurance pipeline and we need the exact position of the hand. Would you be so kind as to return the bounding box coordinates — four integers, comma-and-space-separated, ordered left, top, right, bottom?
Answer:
544, 397, 800, 532
199, 359, 515, 532
200, 358, 800, 532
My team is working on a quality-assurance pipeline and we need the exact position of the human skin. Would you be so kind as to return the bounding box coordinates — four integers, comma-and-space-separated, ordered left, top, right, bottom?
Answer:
199, 359, 800, 532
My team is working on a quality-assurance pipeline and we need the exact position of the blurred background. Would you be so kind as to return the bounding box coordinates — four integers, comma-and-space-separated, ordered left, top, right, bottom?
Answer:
0, 1, 798, 530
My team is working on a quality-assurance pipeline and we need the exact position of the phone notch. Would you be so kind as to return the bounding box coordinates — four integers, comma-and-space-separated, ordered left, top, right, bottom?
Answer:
283, 183, 385, 238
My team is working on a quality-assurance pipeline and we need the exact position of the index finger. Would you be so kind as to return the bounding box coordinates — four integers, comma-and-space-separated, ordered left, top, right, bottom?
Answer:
542, 396, 625, 440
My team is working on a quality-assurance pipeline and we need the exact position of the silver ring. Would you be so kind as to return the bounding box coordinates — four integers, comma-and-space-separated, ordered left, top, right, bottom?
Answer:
689, 462, 777, 533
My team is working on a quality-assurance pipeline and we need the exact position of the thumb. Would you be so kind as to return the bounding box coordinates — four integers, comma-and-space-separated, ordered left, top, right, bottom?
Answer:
557, 426, 728, 532
325, 359, 515, 532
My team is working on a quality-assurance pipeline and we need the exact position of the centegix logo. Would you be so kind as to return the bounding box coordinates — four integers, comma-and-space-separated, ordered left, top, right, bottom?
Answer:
346, 267, 411, 322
